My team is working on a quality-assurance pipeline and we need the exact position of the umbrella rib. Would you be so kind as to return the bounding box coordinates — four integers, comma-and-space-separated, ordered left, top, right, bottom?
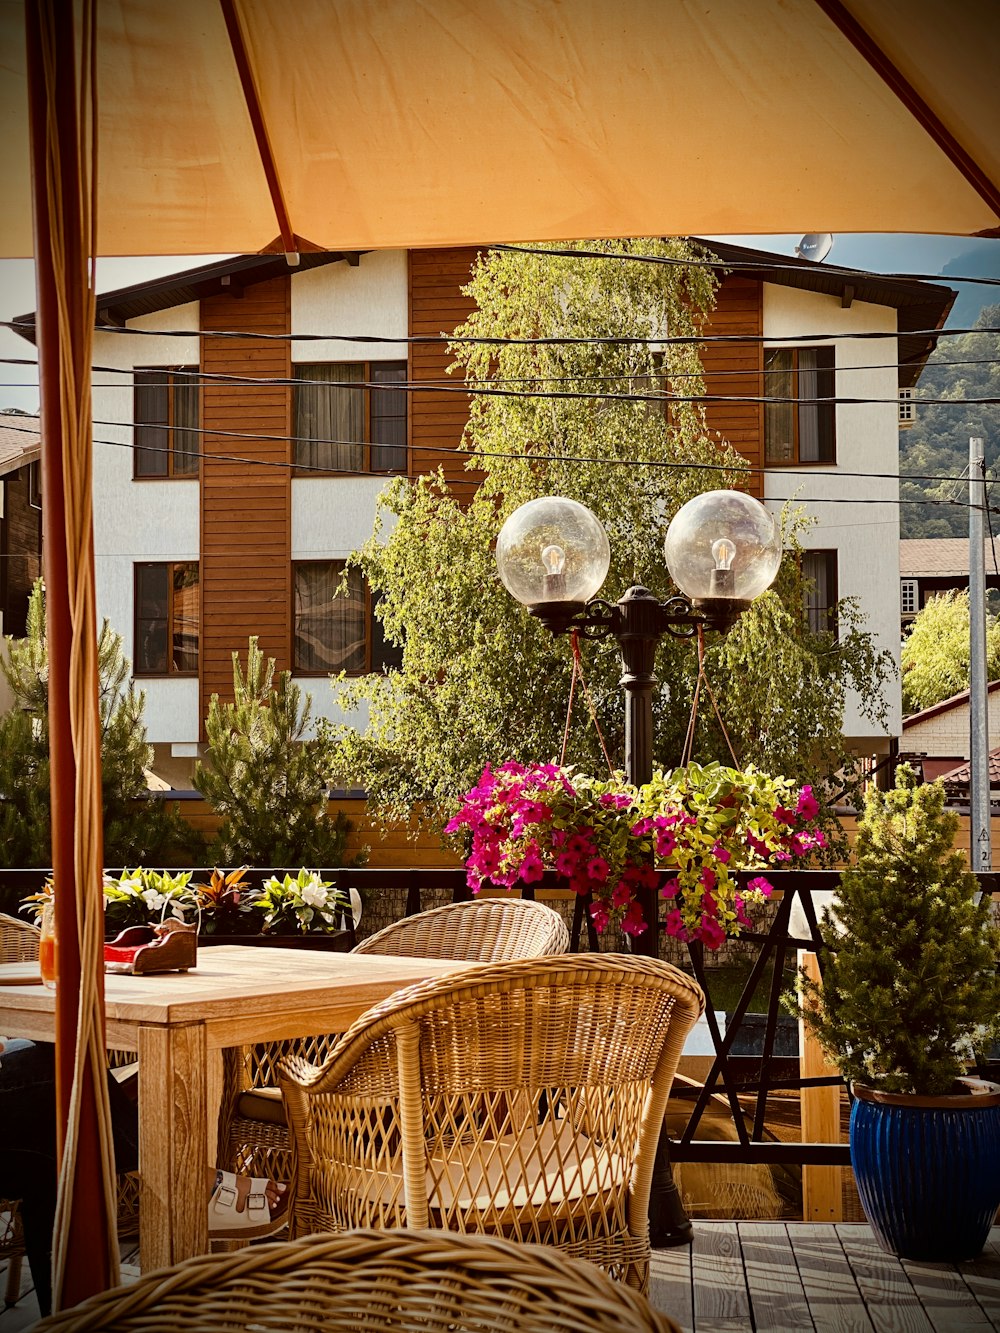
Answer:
812, 0, 1000, 226
218, 0, 300, 263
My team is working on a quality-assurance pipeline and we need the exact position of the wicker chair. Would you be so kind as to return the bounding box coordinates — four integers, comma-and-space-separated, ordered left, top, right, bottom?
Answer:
220, 898, 570, 1182
0, 913, 139, 1308
281, 953, 705, 1293
34, 1228, 681, 1332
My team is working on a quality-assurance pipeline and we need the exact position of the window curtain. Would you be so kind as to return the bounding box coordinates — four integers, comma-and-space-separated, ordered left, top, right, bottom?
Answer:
294, 562, 366, 673
172, 371, 200, 475
294, 364, 364, 471
763, 349, 794, 464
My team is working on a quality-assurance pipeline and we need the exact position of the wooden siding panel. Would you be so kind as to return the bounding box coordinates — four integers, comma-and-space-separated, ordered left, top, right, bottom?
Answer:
200, 277, 291, 728
701, 277, 764, 495
408, 248, 482, 489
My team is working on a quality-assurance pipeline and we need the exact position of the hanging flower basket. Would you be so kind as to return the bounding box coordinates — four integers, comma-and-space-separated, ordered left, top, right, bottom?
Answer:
446, 760, 825, 947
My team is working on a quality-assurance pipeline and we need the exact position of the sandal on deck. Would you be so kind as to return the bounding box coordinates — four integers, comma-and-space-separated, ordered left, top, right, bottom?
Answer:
208, 1170, 288, 1240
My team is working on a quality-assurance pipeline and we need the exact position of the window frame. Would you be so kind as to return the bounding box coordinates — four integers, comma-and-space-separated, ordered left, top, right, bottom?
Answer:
900, 578, 919, 617
292, 360, 408, 476
292, 559, 404, 677
801, 548, 839, 638
133, 561, 200, 677
133, 366, 201, 480
898, 387, 916, 429
763, 345, 836, 467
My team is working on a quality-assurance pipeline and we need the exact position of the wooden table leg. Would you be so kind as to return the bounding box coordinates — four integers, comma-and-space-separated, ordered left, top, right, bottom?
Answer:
137, 1023, 208, 1270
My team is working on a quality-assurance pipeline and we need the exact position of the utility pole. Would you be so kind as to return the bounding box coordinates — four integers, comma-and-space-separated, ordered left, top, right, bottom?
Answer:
968, 438, 992, 872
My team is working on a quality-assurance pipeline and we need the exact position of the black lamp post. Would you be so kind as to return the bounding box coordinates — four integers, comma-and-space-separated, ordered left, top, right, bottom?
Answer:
496, 489, 782, 1243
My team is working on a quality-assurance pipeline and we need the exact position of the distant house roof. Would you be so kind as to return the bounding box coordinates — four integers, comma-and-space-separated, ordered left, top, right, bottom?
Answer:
936, 749, 1000, 791
695, 239, 955, 390
902, 680, 1000, 729
0, 410, 40, 478
900, 538, 1000, 578
12, 240, 956, 391
11, 251, 359, 342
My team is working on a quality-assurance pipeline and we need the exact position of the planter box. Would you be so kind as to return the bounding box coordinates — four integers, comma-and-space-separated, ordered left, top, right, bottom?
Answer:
197, 932, 352, 952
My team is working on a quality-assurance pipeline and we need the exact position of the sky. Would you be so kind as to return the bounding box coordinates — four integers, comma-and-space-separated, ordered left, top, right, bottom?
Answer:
0, 234, 998, 415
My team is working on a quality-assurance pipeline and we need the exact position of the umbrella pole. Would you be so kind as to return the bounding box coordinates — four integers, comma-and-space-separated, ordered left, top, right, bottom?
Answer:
25, 0, 116, 1308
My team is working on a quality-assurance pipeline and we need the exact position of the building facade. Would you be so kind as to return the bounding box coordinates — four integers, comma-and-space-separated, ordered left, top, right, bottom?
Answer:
17, 244, 952, 783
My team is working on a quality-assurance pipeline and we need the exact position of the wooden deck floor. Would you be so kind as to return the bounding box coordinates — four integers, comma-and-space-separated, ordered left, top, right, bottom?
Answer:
2, 1224, 998, 1331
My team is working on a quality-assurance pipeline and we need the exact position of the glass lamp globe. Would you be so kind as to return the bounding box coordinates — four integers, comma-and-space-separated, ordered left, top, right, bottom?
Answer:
663, 490, 781, 607
496, 497, 611, 608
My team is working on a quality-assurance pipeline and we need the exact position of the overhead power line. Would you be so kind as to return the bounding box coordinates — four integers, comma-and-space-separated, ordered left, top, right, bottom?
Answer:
5, 319, 999, 348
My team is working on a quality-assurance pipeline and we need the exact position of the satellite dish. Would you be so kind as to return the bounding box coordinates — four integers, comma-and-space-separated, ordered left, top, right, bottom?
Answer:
795, 233, 834, 263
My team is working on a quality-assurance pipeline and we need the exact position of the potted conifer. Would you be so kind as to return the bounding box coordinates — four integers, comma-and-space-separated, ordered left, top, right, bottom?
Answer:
799, 766, 1000, 1261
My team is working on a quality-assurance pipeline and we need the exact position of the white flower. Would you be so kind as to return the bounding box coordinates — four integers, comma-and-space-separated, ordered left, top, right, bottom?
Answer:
299, 882, 329, 909
120, 875, 143, 895
142, 888, 167, 914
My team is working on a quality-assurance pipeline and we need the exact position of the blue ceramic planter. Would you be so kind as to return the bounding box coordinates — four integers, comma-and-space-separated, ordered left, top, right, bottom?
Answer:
849, 1080, 1000, 1261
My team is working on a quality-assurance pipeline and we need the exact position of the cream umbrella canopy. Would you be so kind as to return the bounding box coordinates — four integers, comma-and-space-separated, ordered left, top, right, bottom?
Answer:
3, 0, 1000, 1313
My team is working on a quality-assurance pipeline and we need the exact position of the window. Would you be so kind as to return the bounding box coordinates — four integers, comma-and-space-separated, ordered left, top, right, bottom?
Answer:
898, 387, 915, 428
294, 361, 407, 473
134, 563, 199, 674
802, 549, 838, 636
293, 561, 404, 675
27, 460, 41, 509
901, 578, 919, 616
764, 346, 835, 465
134, 368, 200, 477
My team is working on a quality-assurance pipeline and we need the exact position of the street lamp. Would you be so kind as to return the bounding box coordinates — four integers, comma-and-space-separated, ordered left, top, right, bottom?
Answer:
497, 488, 782, 804
496, 488, 782, 1247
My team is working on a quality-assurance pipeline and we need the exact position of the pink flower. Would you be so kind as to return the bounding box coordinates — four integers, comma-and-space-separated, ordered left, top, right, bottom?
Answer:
519, 848, 545, 883
747, 876, 773, 897
663, 909, 689, 942
700, 867, 717, 892
589, 901, 610, 933
611, 880, 632, 906
659, 876, 680, 900
697, 914, 726, 950
555, 852, 576, 877
796, 785, 820, 820
599, 792, 632, 809
586, 856, 610, 882
620, 900, 648, 937
710, 843, 731, 865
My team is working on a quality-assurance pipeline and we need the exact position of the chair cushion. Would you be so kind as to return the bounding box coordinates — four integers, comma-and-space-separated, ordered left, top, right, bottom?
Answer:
236, 1087, 287, 1126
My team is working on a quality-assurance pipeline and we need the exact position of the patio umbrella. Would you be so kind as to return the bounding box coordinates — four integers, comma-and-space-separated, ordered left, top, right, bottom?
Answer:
1, 0, 999, 1311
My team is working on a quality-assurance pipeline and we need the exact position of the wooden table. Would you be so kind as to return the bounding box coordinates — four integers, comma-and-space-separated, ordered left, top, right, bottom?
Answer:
0, 947, 471, 1271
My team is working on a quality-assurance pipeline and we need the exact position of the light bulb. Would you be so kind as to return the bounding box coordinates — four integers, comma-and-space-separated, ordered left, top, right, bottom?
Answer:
711, 537, 736, 571
541, 544, 566, 575
709, 535, 737, 596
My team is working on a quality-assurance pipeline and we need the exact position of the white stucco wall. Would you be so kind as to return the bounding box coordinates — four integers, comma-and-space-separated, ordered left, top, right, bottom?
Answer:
762, 284, 901, 750
91, 306, 201, 744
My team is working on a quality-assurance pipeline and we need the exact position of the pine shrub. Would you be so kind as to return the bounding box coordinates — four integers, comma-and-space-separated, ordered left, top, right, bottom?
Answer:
799, 765, 1000, 1095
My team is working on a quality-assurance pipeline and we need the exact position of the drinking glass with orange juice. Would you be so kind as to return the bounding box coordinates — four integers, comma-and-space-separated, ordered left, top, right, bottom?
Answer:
39, 900, 57, 989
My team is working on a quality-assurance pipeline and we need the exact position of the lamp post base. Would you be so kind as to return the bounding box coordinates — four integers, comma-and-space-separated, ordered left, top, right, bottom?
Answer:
648, 1125, 694, 1247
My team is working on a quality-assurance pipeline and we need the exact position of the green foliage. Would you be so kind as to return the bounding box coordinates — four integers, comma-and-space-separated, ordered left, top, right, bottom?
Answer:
326, 240, 893, 832
0, 580, 194, 867
901, 589, 1000, 714
102, 868, 197, 931
250, 868, 348, 936
195, 638, 359, 867
797, 766, 1000, 1095
899, 303, 1000, 538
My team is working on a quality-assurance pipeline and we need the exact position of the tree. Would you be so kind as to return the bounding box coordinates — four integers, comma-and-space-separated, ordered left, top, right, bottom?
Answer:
899, 303, 1000, 539
0, 580, 194, 867
194, 638, 356, 866
797, 767, 1000, 1095
327, 239, 894, 831
900, 588, 1000, 713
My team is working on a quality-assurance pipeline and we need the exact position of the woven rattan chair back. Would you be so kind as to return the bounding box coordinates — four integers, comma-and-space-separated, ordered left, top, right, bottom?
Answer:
281, 953, 704, 1292
220, 898, 569, 1180
33, 1229, 682, 1332
0, 911, 40, 964
352, 897, 569, 961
